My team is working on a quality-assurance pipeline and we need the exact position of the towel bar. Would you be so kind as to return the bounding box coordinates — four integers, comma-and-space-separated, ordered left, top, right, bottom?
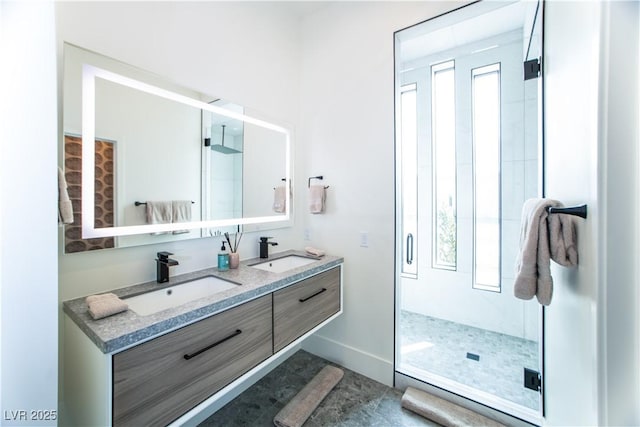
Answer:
135, 201, 195, 206
308, 175, 330, 189
547, 204, 587, 219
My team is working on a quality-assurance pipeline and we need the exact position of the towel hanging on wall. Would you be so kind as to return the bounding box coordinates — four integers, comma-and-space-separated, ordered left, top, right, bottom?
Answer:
514, 198, 578, 306
309, 185, 326, 214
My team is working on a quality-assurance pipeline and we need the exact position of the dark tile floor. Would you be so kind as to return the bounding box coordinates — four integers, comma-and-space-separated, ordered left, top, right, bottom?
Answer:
199, 350, 439, 427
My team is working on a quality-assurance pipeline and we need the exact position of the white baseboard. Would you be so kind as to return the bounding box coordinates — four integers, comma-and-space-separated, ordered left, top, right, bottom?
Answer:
301, 334, 394, 386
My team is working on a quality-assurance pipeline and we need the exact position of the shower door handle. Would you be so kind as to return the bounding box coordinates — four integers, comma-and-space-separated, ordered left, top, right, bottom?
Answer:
406, 233, 414, 265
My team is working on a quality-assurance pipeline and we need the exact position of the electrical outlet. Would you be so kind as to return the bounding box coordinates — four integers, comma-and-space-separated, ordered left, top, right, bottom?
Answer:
304, 228, 311, 241
360, 232, 369, 248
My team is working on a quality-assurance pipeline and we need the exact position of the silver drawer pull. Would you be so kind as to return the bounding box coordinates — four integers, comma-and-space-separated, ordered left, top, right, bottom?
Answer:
299, 288, 327, 303
183, 329, 242, 360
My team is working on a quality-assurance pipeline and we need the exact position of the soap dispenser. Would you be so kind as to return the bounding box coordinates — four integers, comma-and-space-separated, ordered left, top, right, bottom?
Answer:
218, 241, 230, 271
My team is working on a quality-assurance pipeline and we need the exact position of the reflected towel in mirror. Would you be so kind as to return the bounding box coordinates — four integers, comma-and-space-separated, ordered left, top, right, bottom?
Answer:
146, 201, 172, 235
58, 167, 74, 225
172, 200, 192, 234
274, 186, 287, 213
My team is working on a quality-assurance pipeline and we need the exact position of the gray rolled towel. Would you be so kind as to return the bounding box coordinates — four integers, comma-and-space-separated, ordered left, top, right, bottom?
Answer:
273, 365, 343, 427
401, 387, 505, 427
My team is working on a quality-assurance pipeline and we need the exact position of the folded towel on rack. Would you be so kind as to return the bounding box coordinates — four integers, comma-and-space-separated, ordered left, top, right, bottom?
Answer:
58, 167, 74, 225
309, 185, 326, 214
514, 198, 578, 306
85, 293, 128, 320
172, 200, 192, 234
274, 186, 287, 213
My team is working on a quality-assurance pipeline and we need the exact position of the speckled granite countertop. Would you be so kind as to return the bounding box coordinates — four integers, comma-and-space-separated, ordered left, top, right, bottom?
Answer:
63, 250, 343, 354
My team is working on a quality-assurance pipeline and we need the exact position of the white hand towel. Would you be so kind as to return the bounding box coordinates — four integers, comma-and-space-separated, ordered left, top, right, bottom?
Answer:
273, 186, 287, 213
58, 167, 74, 225
309, 185, 326, 214
172, 200, 192, 234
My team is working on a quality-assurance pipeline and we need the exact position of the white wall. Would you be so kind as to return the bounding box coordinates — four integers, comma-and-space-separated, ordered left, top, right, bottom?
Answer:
543, 1, 640, 425
0, 1, 59, 425
298, 1, 466, 385
597, 1, 640, 424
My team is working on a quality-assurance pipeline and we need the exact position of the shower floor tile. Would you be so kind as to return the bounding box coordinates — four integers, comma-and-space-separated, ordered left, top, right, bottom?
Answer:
399, 310, 540, 411
199, 350, 438, 427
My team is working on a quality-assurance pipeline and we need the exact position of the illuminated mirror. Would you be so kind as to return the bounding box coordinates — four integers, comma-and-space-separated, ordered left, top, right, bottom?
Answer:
61, 44, 291, 251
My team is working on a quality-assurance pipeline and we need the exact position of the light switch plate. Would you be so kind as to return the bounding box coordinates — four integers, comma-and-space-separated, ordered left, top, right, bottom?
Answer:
360, 232, 369, 248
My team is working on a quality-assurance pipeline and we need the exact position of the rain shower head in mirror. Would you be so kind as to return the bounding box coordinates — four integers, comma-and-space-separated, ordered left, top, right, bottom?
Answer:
206, 124, 243, 155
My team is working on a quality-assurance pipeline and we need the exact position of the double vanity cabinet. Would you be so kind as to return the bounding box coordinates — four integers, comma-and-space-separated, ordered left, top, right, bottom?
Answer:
63, 251, 343, 426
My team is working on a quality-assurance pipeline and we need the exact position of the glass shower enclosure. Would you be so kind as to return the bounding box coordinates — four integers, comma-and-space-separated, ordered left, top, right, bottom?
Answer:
394, 1, 544, 424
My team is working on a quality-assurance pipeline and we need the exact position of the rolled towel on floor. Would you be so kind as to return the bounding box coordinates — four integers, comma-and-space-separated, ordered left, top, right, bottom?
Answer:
401, 387, 505, 427
273, 365, 344, 427
85, 293, 128, 320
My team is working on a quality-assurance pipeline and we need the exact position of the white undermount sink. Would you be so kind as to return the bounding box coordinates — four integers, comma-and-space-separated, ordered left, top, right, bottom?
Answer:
124, 276, 239, 316
249, 255, 317, 273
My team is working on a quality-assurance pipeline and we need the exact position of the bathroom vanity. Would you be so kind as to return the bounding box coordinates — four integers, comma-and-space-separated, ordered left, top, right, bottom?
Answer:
63, 251, 343, 426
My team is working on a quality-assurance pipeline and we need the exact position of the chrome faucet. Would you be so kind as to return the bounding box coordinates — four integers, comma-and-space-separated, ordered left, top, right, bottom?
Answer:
259, 237, 278, 258
156, 251, 179, 283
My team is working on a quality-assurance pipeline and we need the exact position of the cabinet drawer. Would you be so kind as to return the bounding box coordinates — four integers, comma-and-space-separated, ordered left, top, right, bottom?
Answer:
273, 267, 341, 352
113, 295, 272, 427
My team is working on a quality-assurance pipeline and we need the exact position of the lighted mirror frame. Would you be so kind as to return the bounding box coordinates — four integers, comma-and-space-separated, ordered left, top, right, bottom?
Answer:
81, 64, 291, 239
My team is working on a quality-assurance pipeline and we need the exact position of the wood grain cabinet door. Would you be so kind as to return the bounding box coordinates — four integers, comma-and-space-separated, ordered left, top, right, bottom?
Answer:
113, 295, 272, 426
273, 267, 341, 352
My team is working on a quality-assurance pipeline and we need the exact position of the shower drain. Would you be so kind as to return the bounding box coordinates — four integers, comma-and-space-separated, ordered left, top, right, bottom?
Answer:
466, 352, 480, 361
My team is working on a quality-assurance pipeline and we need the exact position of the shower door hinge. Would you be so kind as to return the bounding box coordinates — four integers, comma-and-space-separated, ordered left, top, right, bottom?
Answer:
524, 58, 541, 80
524, 368, 542, 392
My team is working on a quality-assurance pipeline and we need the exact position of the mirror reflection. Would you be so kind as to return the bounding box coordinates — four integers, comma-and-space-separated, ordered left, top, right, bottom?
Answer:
62, 44, 291, 253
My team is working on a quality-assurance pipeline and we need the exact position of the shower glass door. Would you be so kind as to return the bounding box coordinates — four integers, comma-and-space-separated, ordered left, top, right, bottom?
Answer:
395, 1, 544, 424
